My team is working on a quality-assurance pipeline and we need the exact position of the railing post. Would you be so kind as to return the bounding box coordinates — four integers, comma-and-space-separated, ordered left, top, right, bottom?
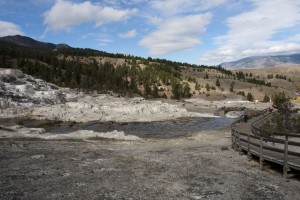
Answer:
247, 134, 252, 160
283, 140, 289, 179
259, 137, 264, 170
238, 132, 242, 154
231, 129, 234, 149
234, 131, 238, 151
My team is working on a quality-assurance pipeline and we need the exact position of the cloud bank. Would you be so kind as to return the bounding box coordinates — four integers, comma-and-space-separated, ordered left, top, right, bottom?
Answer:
43, 0, 137, 32
119, 29, 137, 38
139, 13, 212, 55
200, 0, 300, 65
0, 21, 24, 37
138, 0, 226, 55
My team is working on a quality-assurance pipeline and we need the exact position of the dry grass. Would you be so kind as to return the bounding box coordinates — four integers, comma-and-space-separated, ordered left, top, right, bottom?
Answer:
59, 55, 300, 101
183, 66, 300, 101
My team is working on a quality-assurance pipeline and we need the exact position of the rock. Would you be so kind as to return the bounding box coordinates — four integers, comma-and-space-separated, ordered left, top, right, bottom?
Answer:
31, 154, 45, 159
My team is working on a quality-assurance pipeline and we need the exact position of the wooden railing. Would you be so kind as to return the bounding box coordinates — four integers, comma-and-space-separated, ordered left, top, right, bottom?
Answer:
231, 109, 300, 179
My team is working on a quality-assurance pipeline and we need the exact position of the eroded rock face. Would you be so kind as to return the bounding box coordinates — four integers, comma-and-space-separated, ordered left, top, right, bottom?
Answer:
0, 68, 24, 82
0, 98, 10, 109
0, 68, 66, 106
0, 68, 212, 123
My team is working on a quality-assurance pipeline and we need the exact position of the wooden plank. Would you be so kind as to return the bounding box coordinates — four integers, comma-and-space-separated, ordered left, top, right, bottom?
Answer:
272, 133, 300, 138
263, 137, 285, 144
260, 137, 264, 170
283, 140, 289, 179
288, 141, 300, 147
240, 137, 300, 157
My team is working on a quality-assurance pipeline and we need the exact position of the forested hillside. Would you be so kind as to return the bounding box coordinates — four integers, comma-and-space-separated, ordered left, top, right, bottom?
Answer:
1, 36, 298, 101
0, 38, 231, 99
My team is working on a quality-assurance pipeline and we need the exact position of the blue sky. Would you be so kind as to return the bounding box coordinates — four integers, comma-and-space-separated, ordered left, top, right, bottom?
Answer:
1, 0, 300, 65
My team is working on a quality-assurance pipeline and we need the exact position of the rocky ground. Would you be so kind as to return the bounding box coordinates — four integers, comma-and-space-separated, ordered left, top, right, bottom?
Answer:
1, 129, 300, 200
1, 68, 300, 199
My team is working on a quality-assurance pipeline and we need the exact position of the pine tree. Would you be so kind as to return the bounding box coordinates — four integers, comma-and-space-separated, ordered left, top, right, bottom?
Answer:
272, 92, 294, 129
182, 83, 191, 98
171, 81, 182, 99
143, 81, 151, 96
0, 54, 6, 67
229, 81, 235, 92
263, 94, 270, 102
205, 83, 210, 91
247, 92, 254, 102
216, 78, 220, 87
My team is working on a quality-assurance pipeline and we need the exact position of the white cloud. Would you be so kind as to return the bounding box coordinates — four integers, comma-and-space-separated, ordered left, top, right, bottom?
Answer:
98, 43, 109, 46
139, 13, 212, 55
43, 0, 137, 32
103, 0, 145, 6
241, 43, 300, 56
200, 0, 300, 65
119, 29, 137, 38
138, 0, 223, 56
0, 21, 24, 37
97, 38, 113, 43
96, 37, 113, 46
150, 0, 226, 16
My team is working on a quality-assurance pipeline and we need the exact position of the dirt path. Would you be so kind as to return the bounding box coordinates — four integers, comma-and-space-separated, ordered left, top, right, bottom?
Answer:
1, 129, 300, 200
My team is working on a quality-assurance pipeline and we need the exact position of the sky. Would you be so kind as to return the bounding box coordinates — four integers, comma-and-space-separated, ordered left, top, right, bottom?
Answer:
1, 0, 300, 66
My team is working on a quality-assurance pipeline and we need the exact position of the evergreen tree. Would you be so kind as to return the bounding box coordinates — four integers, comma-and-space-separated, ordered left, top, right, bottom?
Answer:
151, 85, 159, 98
216, 79, 220, 87
247, 92, 254, 102
205, 83, 210, 91
204, 73, 209, 79
143, 81, 151, 96
229, 81, 235, 92
171, 81, 182, 99
0, 54, 5, 67
272, 92, 294, 130
263, 94, 270, 102
237, 91, 245, 96
182, 83, 191, 98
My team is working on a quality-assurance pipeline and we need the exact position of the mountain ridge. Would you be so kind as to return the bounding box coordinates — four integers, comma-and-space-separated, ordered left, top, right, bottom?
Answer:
220, 54, 300, 69
0, 35, 70, 50
2, 35, 300, 70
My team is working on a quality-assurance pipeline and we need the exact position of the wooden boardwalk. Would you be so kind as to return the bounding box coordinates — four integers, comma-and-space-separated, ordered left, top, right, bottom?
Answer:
231, 111, 300, 178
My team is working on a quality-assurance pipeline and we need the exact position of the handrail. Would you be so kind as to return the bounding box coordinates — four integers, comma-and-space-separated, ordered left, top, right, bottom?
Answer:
231, 108, 300, 179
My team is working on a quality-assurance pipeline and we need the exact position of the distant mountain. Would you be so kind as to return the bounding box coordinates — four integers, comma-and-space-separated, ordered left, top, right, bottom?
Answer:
0, 35, 70, 50
220, 54, 300, 69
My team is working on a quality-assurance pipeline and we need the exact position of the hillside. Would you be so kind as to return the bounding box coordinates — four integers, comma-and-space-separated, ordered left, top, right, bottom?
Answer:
1, 35, 299, 102
220, 54, 300, 69
0, 35, 70, 50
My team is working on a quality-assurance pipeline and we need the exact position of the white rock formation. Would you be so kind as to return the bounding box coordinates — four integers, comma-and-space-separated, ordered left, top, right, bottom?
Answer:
0, 68, 213, 123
